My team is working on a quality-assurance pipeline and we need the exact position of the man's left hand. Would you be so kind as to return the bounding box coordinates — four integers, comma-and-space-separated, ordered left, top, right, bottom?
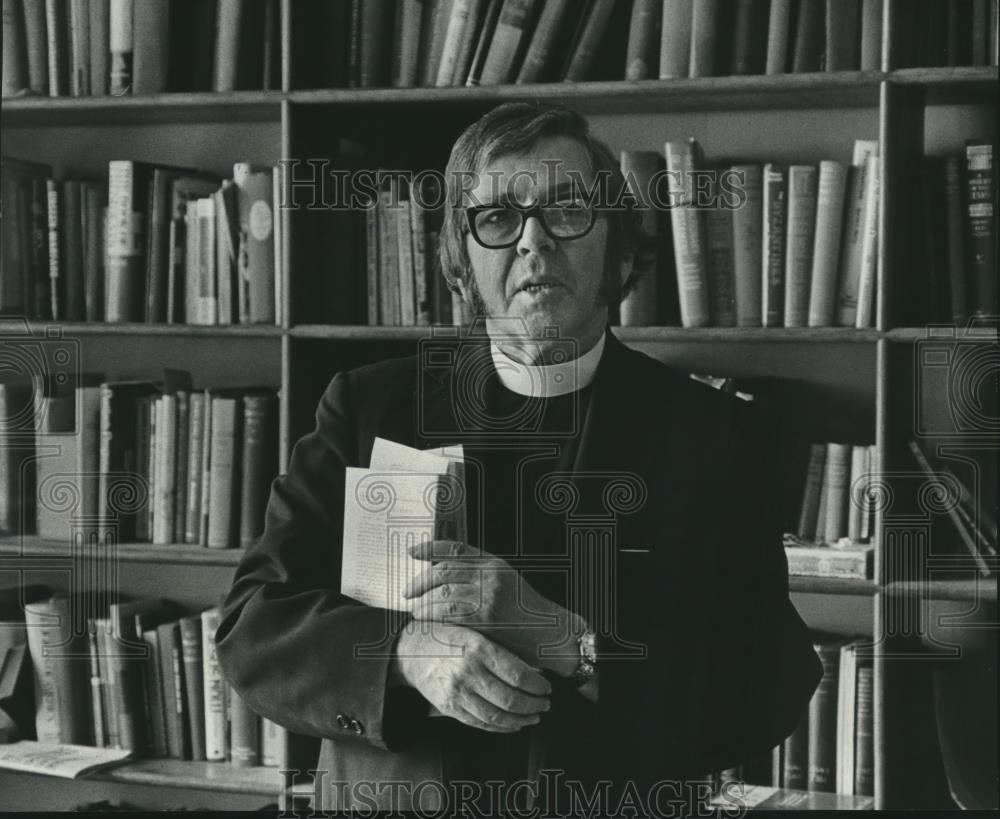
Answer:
403, 540, 584, 676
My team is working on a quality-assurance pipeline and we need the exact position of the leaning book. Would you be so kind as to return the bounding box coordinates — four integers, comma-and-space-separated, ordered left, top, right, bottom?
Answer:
0, 741, 132, 779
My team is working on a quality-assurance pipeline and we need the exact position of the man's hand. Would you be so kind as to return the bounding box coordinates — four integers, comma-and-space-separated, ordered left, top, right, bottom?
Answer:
403, 540, 585, 676
392, 621, 551, 733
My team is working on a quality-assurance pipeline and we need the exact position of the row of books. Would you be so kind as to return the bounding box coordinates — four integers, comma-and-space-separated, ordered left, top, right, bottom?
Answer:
1, 587, 284, 765
307, 0, 893, 89
719, 635, 874, 798
910, 145, 997, 326
1, 0, 280, 98
0, 157, 282, 326
621, 139, 880, 329
896, 0, 1000, 69
0, 374, 279, 549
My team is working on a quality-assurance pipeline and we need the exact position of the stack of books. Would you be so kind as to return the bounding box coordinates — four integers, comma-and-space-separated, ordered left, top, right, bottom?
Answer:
1, 0, 280, 98
619, 138, 880, 329
0, 157, 283, 326
5, 588, 285, 766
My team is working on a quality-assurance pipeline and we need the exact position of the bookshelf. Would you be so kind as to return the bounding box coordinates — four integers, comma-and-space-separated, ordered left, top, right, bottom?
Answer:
1, 0, 996, 812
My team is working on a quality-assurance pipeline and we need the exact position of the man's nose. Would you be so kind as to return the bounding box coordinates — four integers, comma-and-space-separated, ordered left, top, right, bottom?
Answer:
517, 215, 555, 256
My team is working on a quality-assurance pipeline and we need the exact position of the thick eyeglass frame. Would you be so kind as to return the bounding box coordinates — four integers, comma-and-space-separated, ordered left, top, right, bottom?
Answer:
464, 201, 598, 249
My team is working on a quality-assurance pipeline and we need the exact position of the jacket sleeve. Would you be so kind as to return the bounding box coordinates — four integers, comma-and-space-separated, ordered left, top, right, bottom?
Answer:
215, 372, 428, 751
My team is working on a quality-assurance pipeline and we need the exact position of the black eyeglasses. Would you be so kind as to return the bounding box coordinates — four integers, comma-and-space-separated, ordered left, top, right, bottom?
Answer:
465, 200, 596, 249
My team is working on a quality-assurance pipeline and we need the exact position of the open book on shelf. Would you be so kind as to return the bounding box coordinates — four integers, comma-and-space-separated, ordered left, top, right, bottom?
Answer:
0, 740, 132, 779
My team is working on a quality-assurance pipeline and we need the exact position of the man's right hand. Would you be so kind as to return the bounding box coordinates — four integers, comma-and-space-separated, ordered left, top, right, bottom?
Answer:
391, 622, 551, 733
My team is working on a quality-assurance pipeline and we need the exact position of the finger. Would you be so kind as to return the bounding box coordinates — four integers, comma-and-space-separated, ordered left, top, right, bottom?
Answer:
409, 539, 483, 562
403, 564, 479, 599
462, 689, 542, 732
475, 667, 551, 716
409, 587, 479, 621
478, 643, 552, 697
454, 704, 523, 734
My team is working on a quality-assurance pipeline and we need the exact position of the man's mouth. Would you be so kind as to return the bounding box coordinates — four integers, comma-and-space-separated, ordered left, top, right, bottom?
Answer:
516, 280, 562, 295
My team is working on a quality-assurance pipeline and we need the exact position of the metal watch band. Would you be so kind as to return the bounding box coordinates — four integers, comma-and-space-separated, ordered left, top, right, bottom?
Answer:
567, 628, 597, 687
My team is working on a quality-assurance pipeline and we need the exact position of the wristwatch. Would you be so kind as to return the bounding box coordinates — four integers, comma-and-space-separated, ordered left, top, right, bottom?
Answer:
567, 628, 597, 687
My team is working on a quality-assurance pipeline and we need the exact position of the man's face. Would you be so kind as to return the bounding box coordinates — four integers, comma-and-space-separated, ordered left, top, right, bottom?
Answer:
461, 136, 610, 363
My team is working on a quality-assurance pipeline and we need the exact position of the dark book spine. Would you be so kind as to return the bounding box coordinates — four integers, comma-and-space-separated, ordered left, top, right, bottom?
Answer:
61, 179, 85, 320
30, 177, 51, 319
792, 0, 824, 72
179, 616, 206, 761
762, 164, 787, 327
965, 141, 996, 314
239, 393, 277, 547
156, 621, 186, 758
141, 628, 168, 757
854, 663, 874, 796
782, 710, 809, 789
807, 642, 841, 792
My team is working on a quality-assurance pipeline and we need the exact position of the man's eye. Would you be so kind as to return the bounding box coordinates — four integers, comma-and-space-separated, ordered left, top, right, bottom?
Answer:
482, 209, 515, 225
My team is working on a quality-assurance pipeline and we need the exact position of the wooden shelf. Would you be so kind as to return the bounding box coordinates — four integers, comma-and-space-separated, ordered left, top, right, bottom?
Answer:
0, 91, 285, 126
789, 576, 879, 596
882, 578, 998, 604
890, 66, 999, 104
0, 320, 285, 338
0, 536, 246, 567
886, 326, 1000, 343
91, 758, 284, 795
290, 73, 885, 113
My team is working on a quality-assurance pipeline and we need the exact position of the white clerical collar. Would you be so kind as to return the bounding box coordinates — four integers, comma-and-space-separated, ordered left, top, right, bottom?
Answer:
490, 333, 606, 398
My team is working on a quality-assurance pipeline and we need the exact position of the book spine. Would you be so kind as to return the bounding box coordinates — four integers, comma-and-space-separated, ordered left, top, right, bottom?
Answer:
154, 393, 177, 543
765, 0, 792, 73
785, 548, 871, 579
2, 0, 26, 97
659, 0, 693, 78
108, 606, 146, 751
135, 395, 152, 542
782, 712, 809, 789
825, 0, 860, 71
24, 601, 62, 742
44, 0, 66, 96
619, 151, 661, 327
183, 201, 199, 323
62, 178, 85, 321
625, 0, 660, 80
141, 628, 168, 757
784, 165, 818, 327
835, 644, 856, 794
761, 163, 786, 327
565, 0, 617, 83
174, 391, 190, 538
89, 0, 109, 95
846, 445, 870, 543
84, 184, 104, 321
797, 443, 827, 538
705, 184, 736, 326
196, 196, 217, 325
359, 0, 392, 87
965, 142, 996, 315
822, 442, 851, 544
365, 204, 380, 324
133, 0, 169, 93
68, 0, 90, 95
213, 0, 242, 92
479, 0, 535, 85
106, 160, 141, 322
730, 164, 763, 326
156, 622, 186, 759
410, 189, 431, 325
854, 665, 874, 796
423, 0, 453, 85
229, 688, 260, 767
207, 395, 241, 549
688, 0, 719, 77
516, 0, 569, 82
199, 389, 213, 545
395, 195, 416, 325
835, 146, 876, 326
214, 186, 234, 324
665, 139, 710, 327
792, 0, 823, 72
395, 0, 424, 86
179, 617, 206, 761
464, 0, 501, 85
22, 0, 50, 95
436, 0, 473, 85
854, 154, 880, 328
859, 0, 883, 70
377, 188, 400, 324
272, 165, 282, 327
109, 0, 133, 95
807, 643, 840, 791
233, 166, 277, 324
260, 717, 283, 767
808, 160, 849, 326
46, 179, 61, 320
185, 392, 205, 543
87, 619, 107, 747
239, 394, 275, 547
201, 608, 226, 761
942, 155, 969, 322
95, 619, 119, 748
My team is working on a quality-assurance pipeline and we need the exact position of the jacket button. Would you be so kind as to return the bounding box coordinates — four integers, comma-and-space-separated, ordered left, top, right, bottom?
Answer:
349, 718, 364, 735
336, 714, 350, 729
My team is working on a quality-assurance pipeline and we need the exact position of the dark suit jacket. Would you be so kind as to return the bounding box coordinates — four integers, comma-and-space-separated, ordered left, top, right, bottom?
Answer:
216, 331, 821, 811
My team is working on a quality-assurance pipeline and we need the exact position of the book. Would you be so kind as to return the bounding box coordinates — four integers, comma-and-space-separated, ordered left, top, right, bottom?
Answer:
201, 607, 226, 761
964, 141, 996, 315
836, 638, 860, 794
140, 628, 167, 757
152, 393, 178, 544
619, 150, 662, 326
807, 638, 844, 791
730, 164, 763, 326
166, 173, 219, 324
846, 445, 871, 544
67, 0, 90, 96
825, 0, 860, 71
106, 160, 155, 322
859, 0, 883, 70
61, 178, 85, 320
797, 443, 827, 538
765, 0, 792, 73
185, 391, 205, 543
783, 165, 818, 327
46, 178, 61, 319
942, 154, 969, 322
229, 687, 259, 767
479, 0, 537, 85
854, 662, 874, 796
2, 3, 24, 98
821, 442, 852, 544
133, 0, 169, 94
109, 0, 133, 95
178, 615, 206, 761
783, 538, 873, 579
625, 0, 660, 80
665, 139, 710, 327
0, 741, 131, 778
464, 0, 502, 85
792, 0, 823, 72
85, 619, 105, 747
563, 0, 616, 82
89, 0, 110, 95
705, 178, 736, 326
22, 0, 50, 95
659, 0, 693, 78
239, 391, 278, 547
33, 390, 76, 542
359, 0, 392, 87
45, 0, 68, 96
835, 140, 878, 326
761, 163, 786, 327
712, 784, 874, 810
436, 0, 474, 85
0, 379, 36, 534
231, 163, 275, 324
206, 391, 243, 548
450, 0, 488, 84
807, 160, 849, 327
341, 439, 466, 611
688, 0, 720, 77
853, 152, 880, 329
394, 0, 425, 86
216, 181, 240, 325
156, 620, 188, 759
730, 0, 767, 75
782, 712, 809, 789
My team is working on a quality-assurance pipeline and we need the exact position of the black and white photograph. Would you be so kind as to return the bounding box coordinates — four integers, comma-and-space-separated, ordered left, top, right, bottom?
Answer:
0, 0, 997, 815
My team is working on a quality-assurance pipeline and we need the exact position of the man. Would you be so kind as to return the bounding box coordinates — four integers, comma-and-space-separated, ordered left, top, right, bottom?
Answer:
216, 103, 821, 815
